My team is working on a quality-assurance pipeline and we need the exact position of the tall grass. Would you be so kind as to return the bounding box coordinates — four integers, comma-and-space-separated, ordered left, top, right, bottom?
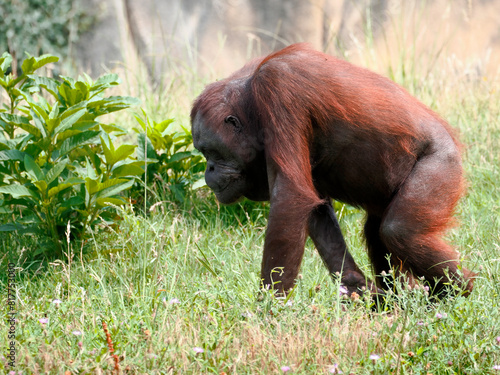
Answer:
1, 7, 500, 374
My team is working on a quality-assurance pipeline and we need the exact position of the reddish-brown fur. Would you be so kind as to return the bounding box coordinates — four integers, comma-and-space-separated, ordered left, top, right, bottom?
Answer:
191, 43, 474, 298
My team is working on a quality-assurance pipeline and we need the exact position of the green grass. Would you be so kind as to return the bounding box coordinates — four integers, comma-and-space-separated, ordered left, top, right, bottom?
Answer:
2, 48, 500, 375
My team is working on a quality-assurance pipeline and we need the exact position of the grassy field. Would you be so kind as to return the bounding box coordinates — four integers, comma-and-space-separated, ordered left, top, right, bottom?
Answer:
2, 43, 500, 374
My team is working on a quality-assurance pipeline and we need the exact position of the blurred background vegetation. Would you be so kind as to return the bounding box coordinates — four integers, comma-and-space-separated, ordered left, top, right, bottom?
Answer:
0, 0, 94, 73
2, 0, 500, 80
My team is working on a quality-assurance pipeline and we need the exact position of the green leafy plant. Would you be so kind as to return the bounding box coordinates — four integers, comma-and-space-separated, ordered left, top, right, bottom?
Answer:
132, 110, 206, 205
0, 0, 93, 73
0, 52, 141, 256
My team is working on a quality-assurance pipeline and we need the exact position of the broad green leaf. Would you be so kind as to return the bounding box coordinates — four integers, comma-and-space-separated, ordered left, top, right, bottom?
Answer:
75, 158, 98, 180
0, 150, 26, 161
21, 55, 36, 74
0, 77, 8, 89
0, 52, 12, 74
16, 133, 33, 151
48, 103, 59, 120
0, 197, 32, 208
89, 74, 120, 95
88, 96, 141, 115
60, 195, 85, 207
59, 75, 76, 86
0, 223, 26, 232
137, 133, 157, 160
58, 79, 86, 106
156, 119, 174, 133
56, 129, 81, 143
111, 162, 144, 178
34, 180, 48, 192
99, 123, 127, 134
16, 115, 43, 138
96, 197, 127, 207
94, 73, 120, 85
80, 146, 102, 175
134, 113, 147, 131
60, 101, 87, 119
0, 223, 42, 234
100, 133, 114, 165
191, 149, 204, 157
94, 178, 134, 200
112, 162, 145, 178
73, 121, 99, 132
45, 160, 68, 185
114, 144, 136, 163
80, 72, 93, 85
25, 104, 50, 136
17, 55, 57, 82
93, 178, 127, 193
167, 151, 193, 163
192, 178, 207, 190
58, 130, 100, 158
33, 55, 59, 70
0, 113, 32, 127
58, 83, 72, 105
12, 86, 33, 106
23, 139, 47, 160
75, 81, 89, 98
24, 155, 44, 181
0, 131, 12, 144
54, 108, 86, 134
12, 89, 49, 125
65, 177, 85, 185
85, 177, 99, 195
48, 183, 74, 198
0, 184, 38, 198
148, 131, 166, 150
29, 76, 60, 99
32, 115, 46, 138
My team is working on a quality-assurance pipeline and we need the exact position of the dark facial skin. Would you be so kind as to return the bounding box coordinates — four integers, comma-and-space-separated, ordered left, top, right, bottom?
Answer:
192, 113, 269, 204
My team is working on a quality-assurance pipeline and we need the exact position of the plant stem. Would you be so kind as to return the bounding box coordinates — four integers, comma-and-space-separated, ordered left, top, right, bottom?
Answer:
45, 207, 63, 256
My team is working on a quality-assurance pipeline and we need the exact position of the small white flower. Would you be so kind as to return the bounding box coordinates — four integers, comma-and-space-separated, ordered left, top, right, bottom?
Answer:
193, 347, 204, 354
241, 311, 253, 318
339, 285, 349, 295
329, 363, 343, 373
369, 354, 380, 361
